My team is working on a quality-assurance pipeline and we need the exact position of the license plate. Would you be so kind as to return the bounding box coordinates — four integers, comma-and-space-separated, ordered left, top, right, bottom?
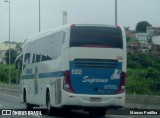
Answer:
90, 97, 101, 102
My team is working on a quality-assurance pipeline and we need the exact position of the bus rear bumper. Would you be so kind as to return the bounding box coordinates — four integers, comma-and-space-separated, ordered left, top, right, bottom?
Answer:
62, 91, 125, 108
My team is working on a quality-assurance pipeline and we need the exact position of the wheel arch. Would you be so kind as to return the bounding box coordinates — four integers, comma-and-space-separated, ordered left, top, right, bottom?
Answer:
46, 85, 50, 104
23, 86, 27, 103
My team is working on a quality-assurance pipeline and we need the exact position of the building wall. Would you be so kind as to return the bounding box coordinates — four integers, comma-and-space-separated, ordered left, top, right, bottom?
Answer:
0, 50, 6, 64
126, 30, 136, 39
147, 27, 160, 36
152, 35, 160, 45
136, 33, 148, 44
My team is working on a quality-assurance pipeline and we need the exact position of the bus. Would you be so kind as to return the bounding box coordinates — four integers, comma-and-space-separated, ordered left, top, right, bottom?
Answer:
16, 24, 126, 116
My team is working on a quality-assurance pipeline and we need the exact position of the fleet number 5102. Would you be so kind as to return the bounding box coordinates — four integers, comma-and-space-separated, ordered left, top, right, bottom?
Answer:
72, 69, 82, 75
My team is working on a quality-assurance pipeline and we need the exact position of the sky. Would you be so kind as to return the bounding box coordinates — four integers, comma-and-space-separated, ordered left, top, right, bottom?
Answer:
0, 0, 160, 43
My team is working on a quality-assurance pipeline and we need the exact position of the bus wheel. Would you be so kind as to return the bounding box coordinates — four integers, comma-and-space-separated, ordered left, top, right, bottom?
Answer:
24, 89, 33, 110
46, 91, 54, 115
88, 109, 106, 117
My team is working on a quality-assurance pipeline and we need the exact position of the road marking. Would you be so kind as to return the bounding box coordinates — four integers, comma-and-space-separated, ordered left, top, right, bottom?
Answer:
0, 92, 19, 99
31, 115, 42, 117
0, 104, 3, 107
106, 115, 132, 118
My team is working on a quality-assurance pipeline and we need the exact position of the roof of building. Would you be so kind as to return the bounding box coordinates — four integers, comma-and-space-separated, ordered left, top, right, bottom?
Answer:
0, 43, 16, 51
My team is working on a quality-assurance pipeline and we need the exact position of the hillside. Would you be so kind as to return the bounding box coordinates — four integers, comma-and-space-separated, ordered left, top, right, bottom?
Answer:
127, 52, 160, 95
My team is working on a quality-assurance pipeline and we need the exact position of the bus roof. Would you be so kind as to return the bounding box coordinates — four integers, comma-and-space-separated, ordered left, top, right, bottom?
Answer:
26, 24, 71, 43
24, 24, 123, 45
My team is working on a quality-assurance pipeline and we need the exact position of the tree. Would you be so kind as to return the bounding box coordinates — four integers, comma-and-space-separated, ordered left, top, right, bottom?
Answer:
3, 41, 17, 44
3, 41, 10, 44
15, 43, 22, 54
124, 26, 130, 31
5, 49, 18, 65
136, 21, 152, 33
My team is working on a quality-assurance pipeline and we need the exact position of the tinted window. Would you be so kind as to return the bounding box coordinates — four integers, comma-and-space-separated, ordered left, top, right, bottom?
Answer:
41, 55, 52, 61
70, 26, 123, 48
24, 53, 30, 64
32, 53, 35, 63
36, 54, 41, 62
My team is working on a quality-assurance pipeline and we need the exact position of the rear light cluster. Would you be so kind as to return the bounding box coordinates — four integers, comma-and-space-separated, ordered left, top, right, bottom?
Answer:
63, 70, 74, 93
117, 71, 126, 94
71, 24, 76, 28
116, 25, 121, 30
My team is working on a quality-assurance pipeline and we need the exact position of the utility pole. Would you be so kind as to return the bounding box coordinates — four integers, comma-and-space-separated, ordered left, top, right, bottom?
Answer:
39, 0, 41, 32
63, 11, 67, 25
115, 0, 117, 25
4, 0, 11, 85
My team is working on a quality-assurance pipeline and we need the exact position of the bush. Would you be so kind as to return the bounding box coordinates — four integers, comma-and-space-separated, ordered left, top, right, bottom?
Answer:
127, 60, 143, 69
126, 68, 160, 95
127, 52, 156, 69
0, 65, 17, 84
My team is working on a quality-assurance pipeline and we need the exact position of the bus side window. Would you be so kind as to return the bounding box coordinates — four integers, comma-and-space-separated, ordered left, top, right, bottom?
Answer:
15, 54, 22, 69
28, 53, 30, 64
23, 53, 30, 69
41, 55, 52, 61
24, 53, 30, 64
36, 54, 41, 63
32, 53, 35, 63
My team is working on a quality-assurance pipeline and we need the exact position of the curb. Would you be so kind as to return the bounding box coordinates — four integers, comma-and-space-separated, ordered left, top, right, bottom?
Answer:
0, 83, 19, 93
0, 87, 19, 93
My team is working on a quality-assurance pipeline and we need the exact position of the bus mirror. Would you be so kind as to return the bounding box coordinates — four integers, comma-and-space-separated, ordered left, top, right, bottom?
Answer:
15, 54, 23, 69
15, 61, 21, 69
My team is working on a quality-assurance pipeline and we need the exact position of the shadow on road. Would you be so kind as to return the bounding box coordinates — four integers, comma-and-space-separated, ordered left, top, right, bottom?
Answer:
37, 108, 105, 118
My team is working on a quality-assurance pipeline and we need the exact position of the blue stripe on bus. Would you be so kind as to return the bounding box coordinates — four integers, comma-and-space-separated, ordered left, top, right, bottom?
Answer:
21, 71, 65, 79
22, 74, 35, 79
39, 71, 65, 78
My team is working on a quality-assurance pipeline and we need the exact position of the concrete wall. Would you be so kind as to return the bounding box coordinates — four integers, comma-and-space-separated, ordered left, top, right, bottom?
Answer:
126, 94, 160, 109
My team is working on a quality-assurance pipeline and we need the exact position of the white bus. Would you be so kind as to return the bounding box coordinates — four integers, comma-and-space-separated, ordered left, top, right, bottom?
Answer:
17, 24, 126, 116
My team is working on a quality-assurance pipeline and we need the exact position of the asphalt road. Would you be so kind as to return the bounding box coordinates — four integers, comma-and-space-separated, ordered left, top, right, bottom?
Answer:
0, 89, 152, 118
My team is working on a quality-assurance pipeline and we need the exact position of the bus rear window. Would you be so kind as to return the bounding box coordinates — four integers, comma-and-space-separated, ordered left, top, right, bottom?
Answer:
70, 26, 123, 48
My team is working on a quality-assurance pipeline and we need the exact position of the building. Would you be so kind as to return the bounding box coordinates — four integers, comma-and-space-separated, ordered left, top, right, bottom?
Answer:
149, 35, 160, 56
147, 27, 160, 56
135, 27, 160, 54
135, 33, 150, 53
136, 33, 148, 44
125, 29, 136, 39
147, 27, 160, 36
125, 29, 138, 53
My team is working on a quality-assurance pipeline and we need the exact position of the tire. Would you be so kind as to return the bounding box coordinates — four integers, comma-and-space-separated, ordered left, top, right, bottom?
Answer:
46, 91, 55, 115
24, 89, 33, 110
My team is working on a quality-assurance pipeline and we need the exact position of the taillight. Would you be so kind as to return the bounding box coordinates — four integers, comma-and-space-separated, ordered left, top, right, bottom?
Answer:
71, 24, 76, 29
116, 25, 121, 30
64, 70, 74, 93
117, 71, 126, 94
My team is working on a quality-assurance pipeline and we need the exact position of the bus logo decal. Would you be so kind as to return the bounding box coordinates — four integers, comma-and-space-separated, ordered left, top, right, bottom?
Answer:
111, 69, 121, 80
82, 76, 108, 84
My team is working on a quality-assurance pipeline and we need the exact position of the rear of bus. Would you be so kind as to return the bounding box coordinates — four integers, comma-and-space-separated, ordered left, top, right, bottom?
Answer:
62, 24, 126, 113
